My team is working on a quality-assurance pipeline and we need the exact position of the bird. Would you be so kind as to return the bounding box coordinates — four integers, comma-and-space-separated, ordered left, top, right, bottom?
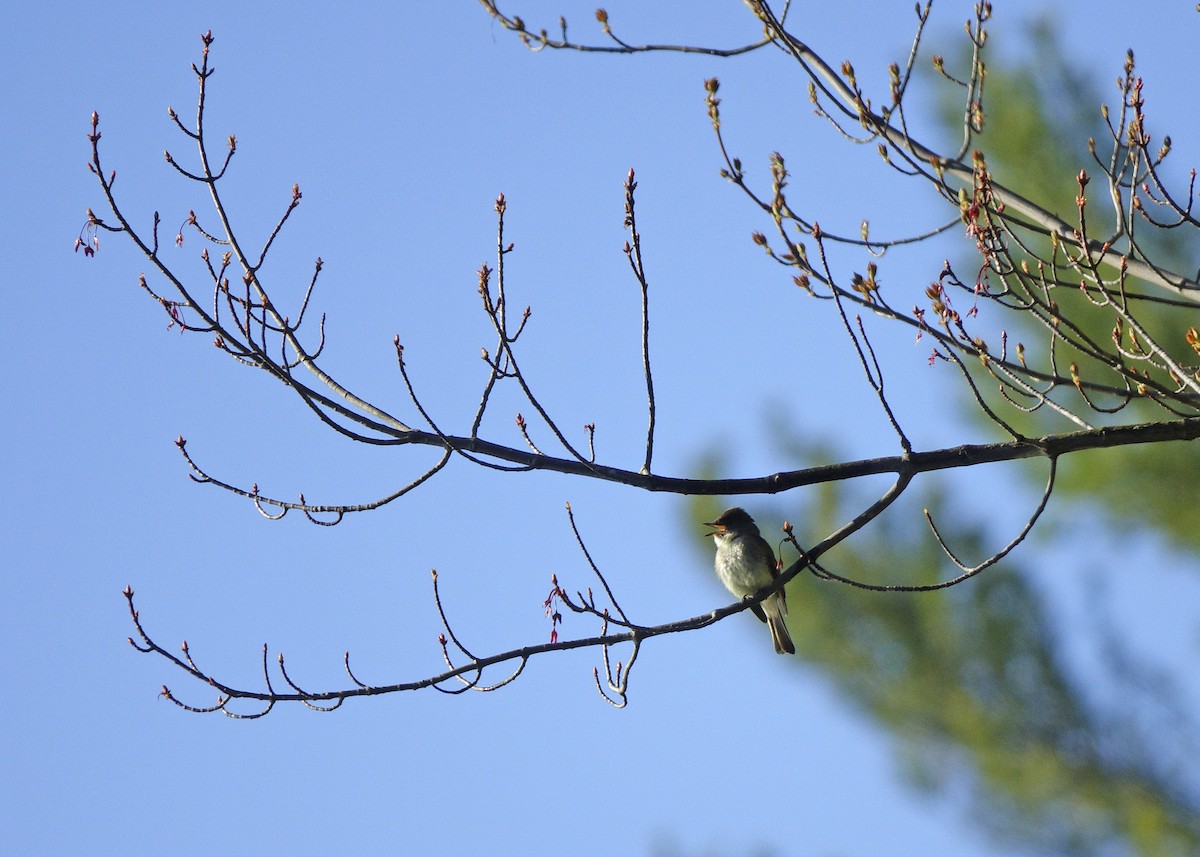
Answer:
704, 507, 796, 655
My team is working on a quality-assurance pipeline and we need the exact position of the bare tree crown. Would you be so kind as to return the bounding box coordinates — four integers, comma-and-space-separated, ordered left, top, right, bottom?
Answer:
81, 4, 1200, 714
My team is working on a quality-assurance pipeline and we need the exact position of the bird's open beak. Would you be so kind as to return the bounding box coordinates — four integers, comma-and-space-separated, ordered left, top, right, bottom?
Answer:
702, 522, 723, 539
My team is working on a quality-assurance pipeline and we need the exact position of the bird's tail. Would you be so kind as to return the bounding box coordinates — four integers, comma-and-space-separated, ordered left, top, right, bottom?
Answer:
762, 590, 795, 655
768, 615, 795, 655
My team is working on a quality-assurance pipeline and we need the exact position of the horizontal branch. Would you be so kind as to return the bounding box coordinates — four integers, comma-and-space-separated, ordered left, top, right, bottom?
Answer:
125, 584, 729, 710
268, 416, 1200, 496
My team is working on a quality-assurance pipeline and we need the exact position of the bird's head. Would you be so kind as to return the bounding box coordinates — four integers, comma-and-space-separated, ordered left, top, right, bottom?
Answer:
703, 506, 760, 540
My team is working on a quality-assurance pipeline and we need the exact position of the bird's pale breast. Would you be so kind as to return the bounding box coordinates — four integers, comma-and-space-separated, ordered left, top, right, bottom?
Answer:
713, 534, 774, 597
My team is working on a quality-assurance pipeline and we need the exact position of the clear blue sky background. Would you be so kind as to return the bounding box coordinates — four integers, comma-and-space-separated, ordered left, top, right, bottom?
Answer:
5, 3, 1198, 856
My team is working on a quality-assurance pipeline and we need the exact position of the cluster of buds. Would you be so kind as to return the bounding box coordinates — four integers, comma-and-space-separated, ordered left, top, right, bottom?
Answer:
543, 575, 565, 645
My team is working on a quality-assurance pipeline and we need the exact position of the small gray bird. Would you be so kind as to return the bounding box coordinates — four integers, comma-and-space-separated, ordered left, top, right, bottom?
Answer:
705, 507, 796, 655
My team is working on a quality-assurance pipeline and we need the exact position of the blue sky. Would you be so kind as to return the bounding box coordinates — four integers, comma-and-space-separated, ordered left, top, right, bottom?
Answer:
5, 3, 1199, 856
